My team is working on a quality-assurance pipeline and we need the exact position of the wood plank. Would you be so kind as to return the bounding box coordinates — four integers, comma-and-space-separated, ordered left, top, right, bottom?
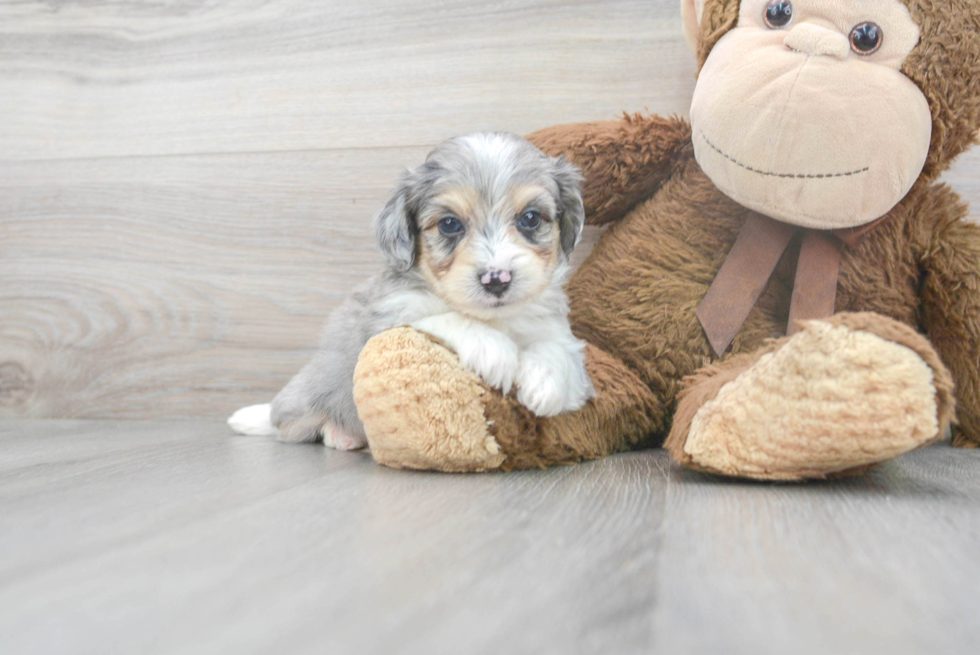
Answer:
2, 419, 979, 653
0, 0, 698, 161
652, 444, 980, 655
0, 149, 397, 419
0, 419, 668, 655
0, 148, 604, 419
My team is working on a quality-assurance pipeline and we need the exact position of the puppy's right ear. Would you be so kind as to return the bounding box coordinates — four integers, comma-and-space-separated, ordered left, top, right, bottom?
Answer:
373, 175, 417, 273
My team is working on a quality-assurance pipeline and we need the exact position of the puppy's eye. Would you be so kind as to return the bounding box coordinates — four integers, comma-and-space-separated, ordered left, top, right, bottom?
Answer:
517, 210, 542, 231
850, 22, 883, 55
764, 0, 793, 29
438, 216, 464, 236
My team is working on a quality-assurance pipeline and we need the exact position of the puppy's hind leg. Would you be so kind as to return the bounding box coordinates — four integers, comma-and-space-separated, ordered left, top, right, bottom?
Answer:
277, 413, 367, 451
271, 369, 368, 450
276, 412, 328, 444
270, 371, 325, 444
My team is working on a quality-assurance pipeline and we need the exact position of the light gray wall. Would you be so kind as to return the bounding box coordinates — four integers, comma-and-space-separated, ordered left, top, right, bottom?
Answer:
1, 0, 977, 419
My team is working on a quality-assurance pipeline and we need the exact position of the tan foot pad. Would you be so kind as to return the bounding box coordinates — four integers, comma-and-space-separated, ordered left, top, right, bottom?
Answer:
675, 314, 954, 481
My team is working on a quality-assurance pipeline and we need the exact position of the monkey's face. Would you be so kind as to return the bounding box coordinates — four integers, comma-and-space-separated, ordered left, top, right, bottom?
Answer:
689, 0, 932, 229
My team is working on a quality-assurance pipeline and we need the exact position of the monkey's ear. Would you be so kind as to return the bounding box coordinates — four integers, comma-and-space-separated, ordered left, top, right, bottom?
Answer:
373, 173, 418, 273
681, 0, 707, 54
551, 155, 586, 258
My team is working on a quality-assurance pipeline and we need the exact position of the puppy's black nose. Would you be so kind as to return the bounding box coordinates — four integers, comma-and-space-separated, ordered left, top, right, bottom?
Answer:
480, 269, 511, 297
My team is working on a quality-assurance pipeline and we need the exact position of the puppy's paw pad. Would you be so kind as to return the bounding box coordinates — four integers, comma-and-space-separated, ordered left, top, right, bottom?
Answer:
321, 423, 368, 451
228, 403, 276, 436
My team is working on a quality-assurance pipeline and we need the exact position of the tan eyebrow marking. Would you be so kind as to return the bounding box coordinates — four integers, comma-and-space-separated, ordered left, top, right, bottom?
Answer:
510, 184, 556, 216
422, 187, 479, 229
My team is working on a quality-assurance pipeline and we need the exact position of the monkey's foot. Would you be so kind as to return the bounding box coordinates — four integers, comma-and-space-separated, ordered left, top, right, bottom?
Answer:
353, 327, 507, 472
665, 313, 955, 481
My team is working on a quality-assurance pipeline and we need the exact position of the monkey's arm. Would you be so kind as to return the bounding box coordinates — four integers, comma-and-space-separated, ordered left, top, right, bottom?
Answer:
527, 114, 692, 226
919, 197, 980, 448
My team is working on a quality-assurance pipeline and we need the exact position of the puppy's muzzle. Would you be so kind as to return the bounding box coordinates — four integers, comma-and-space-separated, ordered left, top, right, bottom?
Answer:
480, 269, 512, 298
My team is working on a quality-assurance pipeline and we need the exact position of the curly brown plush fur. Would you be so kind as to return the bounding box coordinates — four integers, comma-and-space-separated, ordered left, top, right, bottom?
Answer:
551, 115, 979, 450
352, 0, 980, 478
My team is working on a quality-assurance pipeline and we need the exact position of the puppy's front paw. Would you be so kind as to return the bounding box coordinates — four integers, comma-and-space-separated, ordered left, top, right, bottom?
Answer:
516, 358, 565, 417
412, 313, 520, 393
456, 334, 520, 394
516, 344, 595, 417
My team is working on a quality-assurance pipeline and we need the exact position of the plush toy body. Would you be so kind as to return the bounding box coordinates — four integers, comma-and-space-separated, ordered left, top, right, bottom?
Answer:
353, 0, 980, 480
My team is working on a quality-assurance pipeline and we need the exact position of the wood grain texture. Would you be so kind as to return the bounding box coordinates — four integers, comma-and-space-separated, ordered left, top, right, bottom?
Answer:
1, 419, 979, 654
0, 0, 698, 160
652, 446, 980, 655
0, 419, 667, 655
0, 149, 394, 418
1, 0, 978, 420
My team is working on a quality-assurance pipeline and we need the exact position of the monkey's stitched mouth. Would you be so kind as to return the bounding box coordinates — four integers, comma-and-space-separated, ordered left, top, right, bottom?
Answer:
700, 131, 869, 179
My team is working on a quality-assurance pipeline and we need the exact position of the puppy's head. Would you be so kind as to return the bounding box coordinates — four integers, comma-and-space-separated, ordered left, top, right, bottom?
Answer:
374, 132, 585, 318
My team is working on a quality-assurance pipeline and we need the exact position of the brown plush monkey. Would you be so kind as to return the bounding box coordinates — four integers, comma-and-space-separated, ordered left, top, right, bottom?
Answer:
352, 0, 980, 480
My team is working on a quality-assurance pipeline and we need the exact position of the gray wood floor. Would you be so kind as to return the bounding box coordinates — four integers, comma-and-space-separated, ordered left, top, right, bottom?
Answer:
2, 420, 978, 655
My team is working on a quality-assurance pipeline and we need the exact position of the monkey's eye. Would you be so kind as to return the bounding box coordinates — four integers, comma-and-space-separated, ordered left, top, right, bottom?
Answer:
764, 0, 793, 29
517, 210, 542, 231
850, 22, 883, 55
438, 216, 464, 236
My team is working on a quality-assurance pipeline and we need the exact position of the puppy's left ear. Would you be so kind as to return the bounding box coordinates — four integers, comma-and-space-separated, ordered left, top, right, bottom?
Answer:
552, 155, 586, 258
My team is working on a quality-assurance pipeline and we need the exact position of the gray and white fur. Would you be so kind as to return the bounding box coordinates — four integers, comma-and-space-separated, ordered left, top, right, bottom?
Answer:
228, 132, 594, 450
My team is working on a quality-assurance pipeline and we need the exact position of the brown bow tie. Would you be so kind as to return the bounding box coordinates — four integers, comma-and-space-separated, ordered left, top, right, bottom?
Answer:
696, 211, 886, 357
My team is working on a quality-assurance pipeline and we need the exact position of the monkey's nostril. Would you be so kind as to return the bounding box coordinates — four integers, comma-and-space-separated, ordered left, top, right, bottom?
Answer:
480, 270, 512, 297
